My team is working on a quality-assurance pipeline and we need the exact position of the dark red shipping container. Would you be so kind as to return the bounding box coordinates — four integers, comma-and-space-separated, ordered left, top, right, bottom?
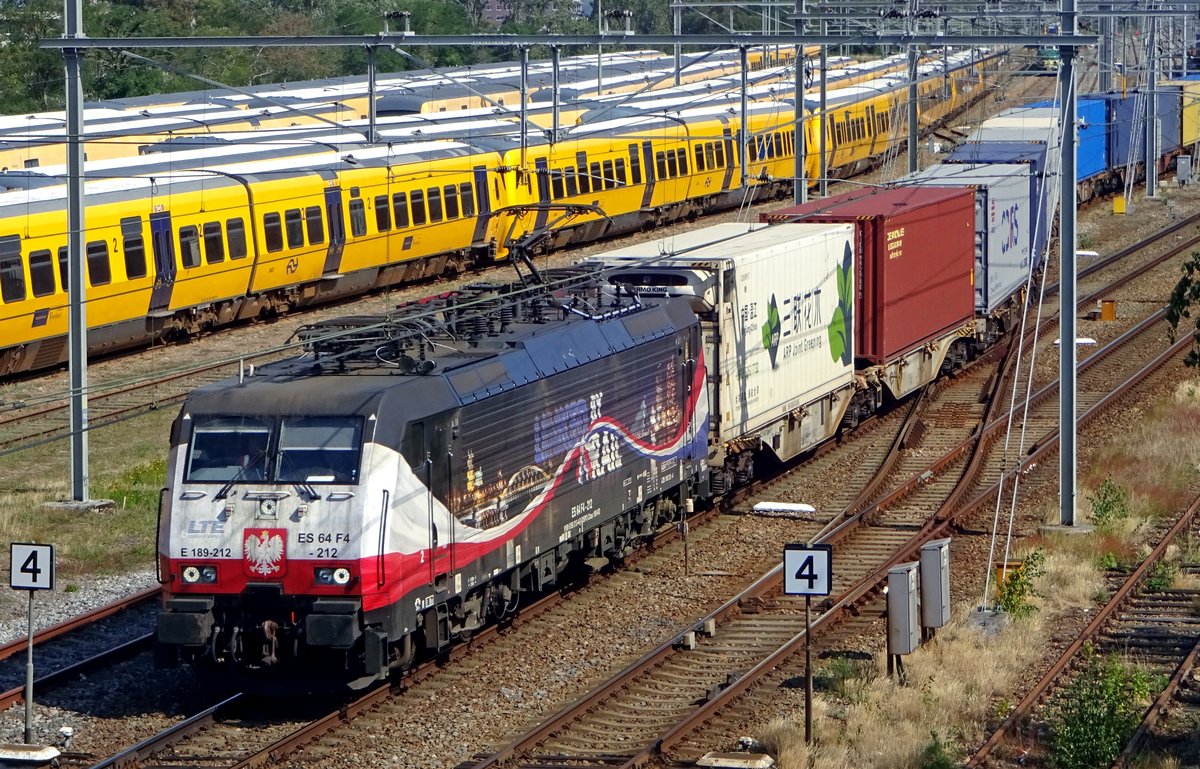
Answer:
764, 186, 976, 365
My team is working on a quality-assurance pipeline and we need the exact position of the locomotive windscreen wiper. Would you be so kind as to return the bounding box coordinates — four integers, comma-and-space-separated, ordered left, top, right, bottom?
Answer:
214, 449, 269, 501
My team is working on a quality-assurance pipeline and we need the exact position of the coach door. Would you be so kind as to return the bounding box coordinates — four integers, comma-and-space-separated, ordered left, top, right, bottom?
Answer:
148, 211, 176, 314
321, 187, 346, 276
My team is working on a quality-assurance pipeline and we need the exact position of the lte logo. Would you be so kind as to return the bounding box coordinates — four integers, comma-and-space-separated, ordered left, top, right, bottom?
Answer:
187, 520, 226, 535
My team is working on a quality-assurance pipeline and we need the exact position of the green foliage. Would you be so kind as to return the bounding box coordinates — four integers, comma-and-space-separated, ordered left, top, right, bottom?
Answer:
1168, 250, 1200, 368
1089, 477, 1131, 532
996, 548, 1045, 619
919, 731, 957, 769
1096, 551, 1121, 570
1143, 559, 1178, 591
817, 654, 876, 703
64, 584, 79, 593
93, 459, 168, 510
1049, 643, 1153, 769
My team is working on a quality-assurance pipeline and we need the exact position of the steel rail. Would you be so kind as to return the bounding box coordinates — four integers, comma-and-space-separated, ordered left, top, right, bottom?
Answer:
0, 586, 159, 663
967, 491, 1200, 767
86, 693, 243, 769
0, 634, 153, 711
1113, 635, 1200, 768
651, 327, 1191, 765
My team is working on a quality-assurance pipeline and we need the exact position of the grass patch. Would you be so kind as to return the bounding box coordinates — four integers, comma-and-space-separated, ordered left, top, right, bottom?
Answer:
0, 408, 174, 577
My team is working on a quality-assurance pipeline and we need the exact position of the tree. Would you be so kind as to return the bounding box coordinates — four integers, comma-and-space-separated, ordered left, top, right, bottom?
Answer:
1167, 251, 1200, 367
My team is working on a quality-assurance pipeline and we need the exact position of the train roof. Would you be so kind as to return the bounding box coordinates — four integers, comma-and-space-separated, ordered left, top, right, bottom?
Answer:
178, 279, 696, 443
0, 140, 485, 213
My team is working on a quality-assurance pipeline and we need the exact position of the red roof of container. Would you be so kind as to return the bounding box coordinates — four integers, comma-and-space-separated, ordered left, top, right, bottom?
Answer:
761, 185, 973, 223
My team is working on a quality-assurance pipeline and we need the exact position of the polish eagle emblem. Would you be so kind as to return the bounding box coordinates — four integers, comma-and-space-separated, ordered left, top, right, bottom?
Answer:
243, 528, 286, 577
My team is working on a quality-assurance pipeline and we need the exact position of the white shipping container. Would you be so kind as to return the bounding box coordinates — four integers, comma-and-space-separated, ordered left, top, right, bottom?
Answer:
898, 163, 1034, 313
587, 222, 856, 459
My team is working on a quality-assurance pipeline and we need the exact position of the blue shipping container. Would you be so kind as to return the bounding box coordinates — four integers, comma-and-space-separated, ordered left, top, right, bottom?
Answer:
1099, 86, 1183, 169
946, 141, 1053, 268
1027, 98, 1109, 181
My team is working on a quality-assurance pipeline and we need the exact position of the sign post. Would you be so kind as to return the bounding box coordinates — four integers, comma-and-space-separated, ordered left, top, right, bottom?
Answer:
783, 542, 832, 744
10, 543, 55, 745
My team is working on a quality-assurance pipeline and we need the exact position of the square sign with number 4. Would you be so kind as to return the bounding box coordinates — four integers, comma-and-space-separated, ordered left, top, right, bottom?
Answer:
784, 543, 832, 596
11, 543, 54, 591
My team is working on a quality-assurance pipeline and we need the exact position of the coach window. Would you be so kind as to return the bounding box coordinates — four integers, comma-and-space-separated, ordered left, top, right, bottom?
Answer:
749, 138, 759, 162
655, 151, 668, 179
349, 199, 367, 237
711, 142, 722, 168
444, 185, 460, 219
303, 206, 324, 246
459, 182, 475, 216
676, 148, 688, 175
614, 158, 627, 186
179, 226, 201, 269
774, 133, 784, 157
666, 150, 678, 179
588, 161, 601, 190
577, 163, 591, 195
276, 416, 362, 484
629, 151, 642, 184
121, 217, 147, 279
564, 168, 578, 197
227, 218, 248, 259
694, 145, 706, 172
284, 209, 304, 249
86, 240, 111, 286
602, 160, 616, 190
203, 222, 225, 264
0, 235, 24, 303
186, 415, 270, 482
57, 247, 68, 291
427, 188, 443, 223
374, 195, 391, 232
263, 212, 284, 252
551, 171, 565, 200
393, 192, 410, 228
411, 190, 427, 226
28, 250, 54, 297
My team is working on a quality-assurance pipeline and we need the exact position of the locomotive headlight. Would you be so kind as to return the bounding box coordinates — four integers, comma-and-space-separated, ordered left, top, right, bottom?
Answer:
332, 567, 352, 585
315, 568, 334, 585
183, 565, 217, 584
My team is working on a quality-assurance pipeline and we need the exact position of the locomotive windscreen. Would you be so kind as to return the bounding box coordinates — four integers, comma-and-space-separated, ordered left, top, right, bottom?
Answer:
184, 414, 363, 484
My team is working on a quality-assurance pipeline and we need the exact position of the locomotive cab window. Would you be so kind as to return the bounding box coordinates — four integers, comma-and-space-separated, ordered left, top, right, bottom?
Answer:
276, 416, 362, 484
186, 416, 271, 482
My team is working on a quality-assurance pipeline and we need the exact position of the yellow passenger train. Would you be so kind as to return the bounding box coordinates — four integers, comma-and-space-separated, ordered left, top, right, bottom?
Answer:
0, 47, 800, 172
0, 48, 999, 376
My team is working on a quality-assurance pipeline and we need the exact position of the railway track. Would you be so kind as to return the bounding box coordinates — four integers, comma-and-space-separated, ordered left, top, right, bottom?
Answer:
968, 496, 1200, 768
0, 588, 159, 710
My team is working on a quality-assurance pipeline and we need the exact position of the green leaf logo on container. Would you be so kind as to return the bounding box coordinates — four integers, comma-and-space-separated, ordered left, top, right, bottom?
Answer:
829, 241, 853, 366
761, 294, 782, 368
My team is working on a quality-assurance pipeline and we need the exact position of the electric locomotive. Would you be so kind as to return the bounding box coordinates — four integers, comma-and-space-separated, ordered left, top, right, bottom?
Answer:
156, 269, 709, 686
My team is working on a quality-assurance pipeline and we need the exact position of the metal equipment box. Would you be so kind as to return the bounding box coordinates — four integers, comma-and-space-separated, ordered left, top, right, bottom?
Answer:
887, 561, 920, 656
763, 187, 976, 365
920, 538, 951, 630
898, 163, 1034, 314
